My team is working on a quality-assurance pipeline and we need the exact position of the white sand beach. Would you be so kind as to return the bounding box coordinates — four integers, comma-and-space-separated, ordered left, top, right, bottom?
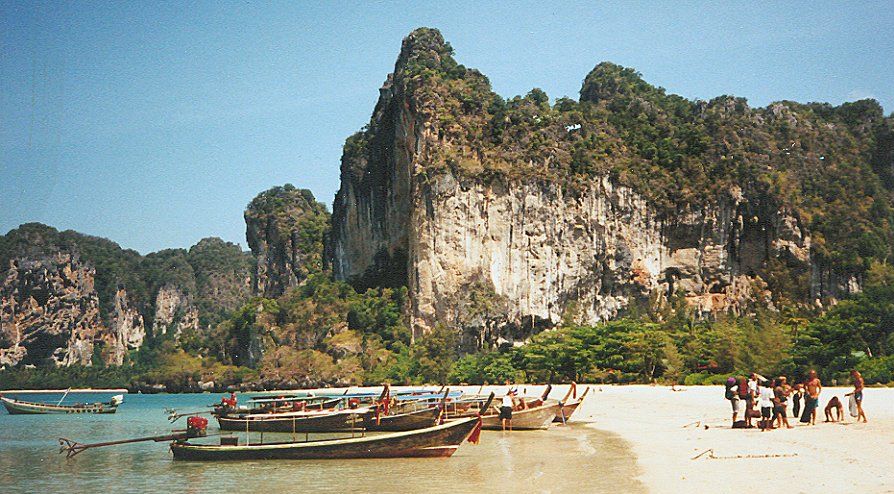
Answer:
574, 385, 893, 493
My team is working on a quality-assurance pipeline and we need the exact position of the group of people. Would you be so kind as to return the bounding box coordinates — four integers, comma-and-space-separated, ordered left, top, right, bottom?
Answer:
724, 369, 868, 430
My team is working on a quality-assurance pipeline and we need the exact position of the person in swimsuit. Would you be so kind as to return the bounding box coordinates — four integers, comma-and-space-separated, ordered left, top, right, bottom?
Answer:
845, 370, 867, 423
791, 383, 802, 418
774, 376, 792, 429
801, 369, 822, 425
824, 396, 844, 422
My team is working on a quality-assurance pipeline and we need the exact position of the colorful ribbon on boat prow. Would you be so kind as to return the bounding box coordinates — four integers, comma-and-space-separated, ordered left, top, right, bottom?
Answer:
467, 416, 483, 445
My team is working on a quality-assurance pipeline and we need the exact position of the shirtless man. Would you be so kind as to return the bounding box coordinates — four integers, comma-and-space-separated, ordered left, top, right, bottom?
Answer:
824, 396, 844, 422
845, 370, 868, 423
804, 370, 822, 425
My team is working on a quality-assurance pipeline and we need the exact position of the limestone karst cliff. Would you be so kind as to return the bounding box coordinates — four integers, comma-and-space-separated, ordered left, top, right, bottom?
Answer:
152, 284, 199, 339
0, 254, 103, 366
2, 28, 892, 372
245, 185, 330, 298
330, 28, 894, 344
0, 224, 252, 367
103, 287, 146, 365
0, 253, 148, 367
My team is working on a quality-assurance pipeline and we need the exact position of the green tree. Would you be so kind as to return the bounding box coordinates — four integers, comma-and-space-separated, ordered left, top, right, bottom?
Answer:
410, 325, 460, 384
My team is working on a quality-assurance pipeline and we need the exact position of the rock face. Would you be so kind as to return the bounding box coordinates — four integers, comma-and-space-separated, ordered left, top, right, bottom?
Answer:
152, 284, 199, 338
245, 185, 330, 297
104, 287, 146, 365
0, 254, 106, 366
330, 28, 892, 344
188, 237, 253, 318
0, 224, 255, 368
334, 162, 806, 342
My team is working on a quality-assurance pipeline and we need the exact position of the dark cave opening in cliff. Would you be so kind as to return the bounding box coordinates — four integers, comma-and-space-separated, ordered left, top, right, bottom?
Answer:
350, 248, 409, 292
22, 333, 68, 366
28, 287, 51, 306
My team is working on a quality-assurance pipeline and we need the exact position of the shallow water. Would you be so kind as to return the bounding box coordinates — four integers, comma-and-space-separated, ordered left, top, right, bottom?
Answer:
0, 392, 643, 494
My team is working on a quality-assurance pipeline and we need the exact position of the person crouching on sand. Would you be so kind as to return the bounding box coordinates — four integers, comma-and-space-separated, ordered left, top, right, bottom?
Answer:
824, 396, 844, 422
500, 389, 515, 431
759, 379, 776, 431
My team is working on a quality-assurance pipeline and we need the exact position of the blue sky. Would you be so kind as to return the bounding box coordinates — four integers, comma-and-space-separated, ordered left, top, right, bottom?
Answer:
2, 1, 892, 254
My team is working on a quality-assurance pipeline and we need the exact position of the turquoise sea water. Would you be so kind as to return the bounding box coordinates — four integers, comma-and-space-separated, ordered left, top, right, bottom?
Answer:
0, 392, 643, 494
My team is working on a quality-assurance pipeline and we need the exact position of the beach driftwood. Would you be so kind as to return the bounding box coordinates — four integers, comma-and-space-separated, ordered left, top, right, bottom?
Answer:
691, 448, 799, 461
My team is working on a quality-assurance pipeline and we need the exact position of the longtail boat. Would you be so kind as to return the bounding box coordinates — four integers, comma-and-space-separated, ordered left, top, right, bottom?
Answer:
223, 396, 344, 416
480, 401, 560, 430
1, 394, 123, 415
214, 385, 456, 433
363, 406, 441, 432
171, 415, 483, 461
216, 407, 373, 432
554, 383, 590, 423
59, 394, 496, 462
362, 387, 449, 432
449, 385, 560, 430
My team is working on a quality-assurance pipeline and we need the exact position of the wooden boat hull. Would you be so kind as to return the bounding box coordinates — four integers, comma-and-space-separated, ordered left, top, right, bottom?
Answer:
363, 406, 441, 432
216, 409, 371, 433
1, 396, 120, 415
553, 386, 589, 423
480, 402, 560, 430
553, 401, 582, 423
170, 417, 480, 461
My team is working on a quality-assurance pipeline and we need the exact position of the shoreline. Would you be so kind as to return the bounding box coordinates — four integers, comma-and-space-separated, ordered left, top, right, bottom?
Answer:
1, 382, 891, 395
0, 388, 128, 393
4, 383, 888, 492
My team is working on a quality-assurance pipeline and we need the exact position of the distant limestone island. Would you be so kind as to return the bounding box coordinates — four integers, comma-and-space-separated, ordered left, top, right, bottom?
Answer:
2, 28, 893, 392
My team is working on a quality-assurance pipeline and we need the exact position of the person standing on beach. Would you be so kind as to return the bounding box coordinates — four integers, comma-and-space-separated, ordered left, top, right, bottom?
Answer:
759, 379, 775, 431
500, 389, 515, 431
800, 370, 822, 425
737, 376, 753, 427
749, 373, 760, 399
791, 383, 803, 418
725, 377, 741, 425
845, 370, 868, 423
774, 377, 792, 429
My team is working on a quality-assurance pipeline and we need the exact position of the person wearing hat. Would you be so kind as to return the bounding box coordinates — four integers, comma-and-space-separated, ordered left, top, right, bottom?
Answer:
500, 389, 515, 431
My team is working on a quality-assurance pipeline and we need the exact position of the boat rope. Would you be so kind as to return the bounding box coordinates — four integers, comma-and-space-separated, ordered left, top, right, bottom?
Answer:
691, 449, 799, 461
